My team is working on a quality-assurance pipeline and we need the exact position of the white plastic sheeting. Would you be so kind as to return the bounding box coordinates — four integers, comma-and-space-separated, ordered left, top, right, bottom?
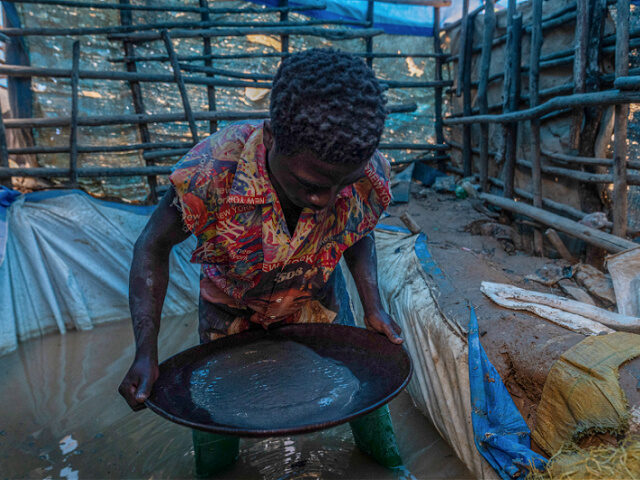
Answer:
0, 190, 199, 356
345, 226, 496, 479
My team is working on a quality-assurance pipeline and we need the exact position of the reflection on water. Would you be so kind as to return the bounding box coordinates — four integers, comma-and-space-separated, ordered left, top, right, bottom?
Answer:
190, 340, 361, 429
0, 315, 471, 479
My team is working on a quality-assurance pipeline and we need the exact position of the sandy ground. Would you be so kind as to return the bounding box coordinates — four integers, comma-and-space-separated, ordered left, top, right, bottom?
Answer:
386, 190, 640, 438
0, 313, 471, 480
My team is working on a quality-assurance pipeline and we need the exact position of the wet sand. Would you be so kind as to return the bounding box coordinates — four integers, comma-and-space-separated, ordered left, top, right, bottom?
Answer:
0, 315, 472, 479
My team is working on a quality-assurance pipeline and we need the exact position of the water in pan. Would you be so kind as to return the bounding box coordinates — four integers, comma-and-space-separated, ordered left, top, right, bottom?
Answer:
189, 339, 361, 429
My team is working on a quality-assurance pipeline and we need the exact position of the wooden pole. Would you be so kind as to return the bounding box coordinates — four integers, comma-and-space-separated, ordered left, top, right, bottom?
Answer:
0, 99, 9, 187
433, 7, 446, 172
462, 9, 474, 177
365, 0, 374, 68
109, 26, 385, 43
443, 89, 640, 125
502, 12, 522, 199
612, 0, 630, 237
545, 228, 577, 263
280, 0, 290, 54
477, 0, 495, 191
199, 0, 216, 134
69, 40, 80, 186
478, 192, 636, 253
530, 0, 544, 255
2, 0, 328, 14
3, 102, 417, 129
456, 0, 469, 97
161, 30, 199, 144
119, 0, 156, 203
110, 51, 448, 64
0, 64, 451, 89
569, 0, 588, 150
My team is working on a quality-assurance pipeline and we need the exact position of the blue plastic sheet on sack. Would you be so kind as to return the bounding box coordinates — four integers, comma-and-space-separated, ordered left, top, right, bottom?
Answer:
0, 186, 21, 266
468, 308, 547, 479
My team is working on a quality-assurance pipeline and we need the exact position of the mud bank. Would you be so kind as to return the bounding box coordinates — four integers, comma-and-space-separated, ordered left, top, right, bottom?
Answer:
0, 313, 471, 479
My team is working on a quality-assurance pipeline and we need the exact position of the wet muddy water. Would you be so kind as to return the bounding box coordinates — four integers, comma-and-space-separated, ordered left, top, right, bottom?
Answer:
0, 315, 471, 479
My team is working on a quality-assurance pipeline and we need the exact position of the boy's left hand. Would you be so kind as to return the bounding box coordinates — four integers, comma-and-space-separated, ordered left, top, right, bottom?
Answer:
364, 309, 403, 344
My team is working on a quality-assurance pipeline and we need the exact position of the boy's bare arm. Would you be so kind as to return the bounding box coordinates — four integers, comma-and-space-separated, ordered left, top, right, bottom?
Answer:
119, 188, 191, 410
343, 233, 403, 344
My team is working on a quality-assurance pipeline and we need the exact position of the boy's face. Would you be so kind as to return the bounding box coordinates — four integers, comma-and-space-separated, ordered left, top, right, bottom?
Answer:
263, 122, 367, 211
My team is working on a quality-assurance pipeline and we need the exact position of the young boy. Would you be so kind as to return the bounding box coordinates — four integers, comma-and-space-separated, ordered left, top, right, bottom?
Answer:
119, 48, 403, 474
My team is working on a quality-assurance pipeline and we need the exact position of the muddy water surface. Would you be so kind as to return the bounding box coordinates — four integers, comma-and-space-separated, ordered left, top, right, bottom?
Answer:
0, 314, 472, 479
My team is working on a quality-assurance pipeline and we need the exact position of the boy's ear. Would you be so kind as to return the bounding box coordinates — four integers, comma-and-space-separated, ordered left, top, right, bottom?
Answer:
263, 120, 274, 150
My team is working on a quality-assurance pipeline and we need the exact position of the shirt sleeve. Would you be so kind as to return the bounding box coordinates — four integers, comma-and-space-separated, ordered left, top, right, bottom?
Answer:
168, 124, 249, 239
351, 150, 392, 236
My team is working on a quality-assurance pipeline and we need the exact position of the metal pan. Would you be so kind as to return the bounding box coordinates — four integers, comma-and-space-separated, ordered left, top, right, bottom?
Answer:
145, 323, 412, 437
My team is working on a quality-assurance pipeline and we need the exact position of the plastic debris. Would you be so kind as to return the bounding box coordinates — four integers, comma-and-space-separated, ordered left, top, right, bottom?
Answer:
433, 175, 457, 193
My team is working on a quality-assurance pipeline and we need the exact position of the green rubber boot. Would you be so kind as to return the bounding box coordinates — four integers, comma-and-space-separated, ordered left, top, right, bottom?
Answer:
349, 405, 403, 468
192, 429, 240, 478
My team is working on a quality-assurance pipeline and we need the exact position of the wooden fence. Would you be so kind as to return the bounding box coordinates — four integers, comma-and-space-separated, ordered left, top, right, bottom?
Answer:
0, 0, 451, 203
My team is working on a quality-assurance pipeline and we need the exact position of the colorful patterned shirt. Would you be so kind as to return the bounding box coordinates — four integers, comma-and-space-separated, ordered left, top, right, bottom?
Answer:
169, 121, 391, 324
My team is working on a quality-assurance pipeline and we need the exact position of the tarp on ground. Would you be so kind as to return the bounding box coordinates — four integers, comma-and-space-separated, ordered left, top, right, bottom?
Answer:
1, 189, 541, 479
0, 189, 199, 356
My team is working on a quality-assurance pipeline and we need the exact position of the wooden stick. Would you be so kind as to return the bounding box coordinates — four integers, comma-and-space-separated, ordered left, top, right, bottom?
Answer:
119, 0, 156, 203
517, 158, 640, 185
542, 148, 640, 169
444, 89, 640, 125
486, 176, 586, 220
0, 19, 368, 37
613, 0, 630, 237
0, 99, 9, 187
280, 0, 290, 55
545, 228, 577, 263
7, 141, 193, 155
530, 0, 544, 255
0, 165, 174, 178
108, 26, 385, 43
109, 51, 448, 64
0, 64, 451, 89
69, 40, 80, 186
456, 0, 469, 97
433, 7, 446, 172
2, 0, 327, 14
365, 0, 374, 68
3, 102, 417, 129
161, 30, 198, 144
462, 6, 474, 177
400, 211, 422, 235
199, 0, 216, 134
443, 3, 485, 32
467, 37, 640, 89
503, 12, 523, 199
569, 0, 588, 149
143, 142, 451, 161
614, 75, 640, 89
478, 192, 636, 253
477, 0, 495, 192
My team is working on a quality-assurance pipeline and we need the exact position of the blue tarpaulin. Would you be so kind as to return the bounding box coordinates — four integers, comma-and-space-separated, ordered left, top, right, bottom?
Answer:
245, 0, 527, 36
468, 308, 547, 479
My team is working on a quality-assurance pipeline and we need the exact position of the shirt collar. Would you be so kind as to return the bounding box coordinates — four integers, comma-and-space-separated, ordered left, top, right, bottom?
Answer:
227, 124, 275, 205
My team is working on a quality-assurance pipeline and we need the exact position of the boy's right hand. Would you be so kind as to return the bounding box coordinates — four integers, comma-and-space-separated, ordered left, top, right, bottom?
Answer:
118, 354, 159, 411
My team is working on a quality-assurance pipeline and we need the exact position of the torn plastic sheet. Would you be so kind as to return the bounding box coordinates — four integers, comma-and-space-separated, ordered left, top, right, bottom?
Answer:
468, 308, 547, 479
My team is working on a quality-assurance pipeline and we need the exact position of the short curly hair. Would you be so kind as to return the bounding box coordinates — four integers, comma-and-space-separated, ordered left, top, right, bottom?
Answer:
269, 48, 387, 165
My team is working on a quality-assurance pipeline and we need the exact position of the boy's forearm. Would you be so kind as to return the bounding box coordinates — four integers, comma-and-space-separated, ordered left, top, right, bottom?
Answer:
343, 233, 383, 313
129, 241, 171, 361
